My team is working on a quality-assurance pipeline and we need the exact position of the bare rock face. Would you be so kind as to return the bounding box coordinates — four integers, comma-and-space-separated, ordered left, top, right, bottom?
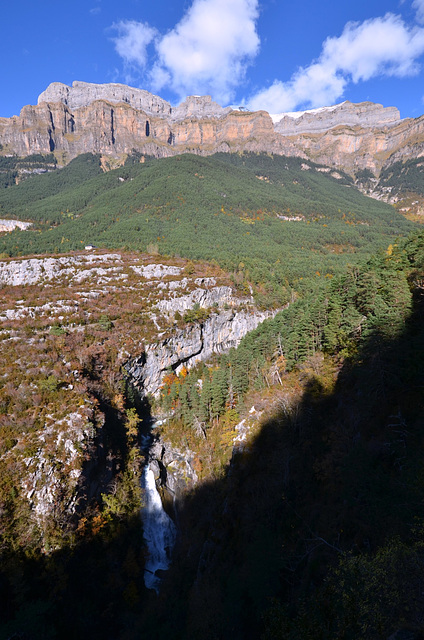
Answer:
270, 100, 424, 175
148, 437, 199, 500
38, 81, 173, 117
273, 101, 400, 135
0, 81, 275, 160
155, 285, 233, 315
171, 94, 232, 121
282, 114, 424, 175
126, 307, 275, 398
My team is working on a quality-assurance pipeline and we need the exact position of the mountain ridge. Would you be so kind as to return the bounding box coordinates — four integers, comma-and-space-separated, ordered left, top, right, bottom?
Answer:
1, 81, 424, 176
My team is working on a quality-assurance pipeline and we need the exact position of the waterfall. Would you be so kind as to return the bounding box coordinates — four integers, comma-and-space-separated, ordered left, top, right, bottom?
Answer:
141, 464, 177, 592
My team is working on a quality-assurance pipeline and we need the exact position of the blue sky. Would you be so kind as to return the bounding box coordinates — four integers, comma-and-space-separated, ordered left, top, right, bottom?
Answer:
2, 0, 424, 119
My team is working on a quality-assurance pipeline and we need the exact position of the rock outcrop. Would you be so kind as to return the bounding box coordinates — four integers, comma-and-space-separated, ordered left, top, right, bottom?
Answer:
155, 284, 233, 316
126, 306, 275, 398
38, 81, 173, 118
37, 81, 232, 122
148, 435, 199, 502
1, 80, 423, 175
0, 219, 32, 232
20, 406, 97, 523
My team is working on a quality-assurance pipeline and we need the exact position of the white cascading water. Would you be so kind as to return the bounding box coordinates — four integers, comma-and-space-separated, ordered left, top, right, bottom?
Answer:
141, 464, 177, 592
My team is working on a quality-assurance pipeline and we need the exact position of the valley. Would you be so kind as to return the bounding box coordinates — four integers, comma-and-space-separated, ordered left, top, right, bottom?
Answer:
0, 82, 424, 639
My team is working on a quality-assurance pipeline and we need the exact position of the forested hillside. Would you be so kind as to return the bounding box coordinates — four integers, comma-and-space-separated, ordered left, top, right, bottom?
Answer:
0, 152, 414, 305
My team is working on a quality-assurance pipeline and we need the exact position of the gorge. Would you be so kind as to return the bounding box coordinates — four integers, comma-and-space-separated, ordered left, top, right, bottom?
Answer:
1, 81, 424, 639
0, 251, 272, 547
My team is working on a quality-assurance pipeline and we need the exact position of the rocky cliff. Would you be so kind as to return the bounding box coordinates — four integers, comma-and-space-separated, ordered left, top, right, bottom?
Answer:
1, 80, 423, 175
37, 81, 232, 122
125, 304, 275, 398
273, 101, 400, 134
279, 112, 424, 176
0, 80, 271, 160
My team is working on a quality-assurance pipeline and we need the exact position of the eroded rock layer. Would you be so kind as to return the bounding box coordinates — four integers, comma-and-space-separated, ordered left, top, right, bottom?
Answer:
273, 101, 400, 134
1, 81, 424, 175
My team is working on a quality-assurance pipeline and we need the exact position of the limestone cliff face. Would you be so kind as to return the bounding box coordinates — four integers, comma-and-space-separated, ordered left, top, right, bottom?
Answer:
274, 101, 400, 135
0, 82, 275, 160
1, 80, 423, 175
279, 114, 424, 175
126, 306, 275, 398
37, 81, 233, 122
38, 81, 173, 117
148, 436, 199, 503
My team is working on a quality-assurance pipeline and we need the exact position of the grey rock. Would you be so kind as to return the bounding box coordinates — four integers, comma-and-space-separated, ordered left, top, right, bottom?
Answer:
170, 95, 232, 122
156, 285, 234, 315
38, 82, 231, 123
0, 253, 122, 286
126, 306, 275, 397
149, 437, 198, 499
0, 219, 32, 232
38, 81, 173, 118
274, 100, 400, 135
130, 263, 182, 279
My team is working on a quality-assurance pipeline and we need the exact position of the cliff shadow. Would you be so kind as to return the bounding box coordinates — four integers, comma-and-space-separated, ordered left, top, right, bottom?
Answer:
135, 277, 424, 640
1, 280, 424, 640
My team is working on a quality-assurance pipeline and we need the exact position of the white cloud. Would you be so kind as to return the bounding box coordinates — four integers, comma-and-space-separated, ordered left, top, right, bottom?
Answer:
151, 0, 260, 103
111, 20, 157, 68
110, 2, 424, 112
249, 13, 424, 113
413, 0, 424, 23
111, 0, 260, 104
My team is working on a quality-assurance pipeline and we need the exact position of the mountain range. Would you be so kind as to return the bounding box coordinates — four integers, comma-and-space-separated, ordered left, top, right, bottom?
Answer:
1, 81, 424, 181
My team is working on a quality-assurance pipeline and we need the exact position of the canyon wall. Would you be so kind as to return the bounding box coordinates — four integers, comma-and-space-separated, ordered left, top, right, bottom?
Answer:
126, 306, 275, 398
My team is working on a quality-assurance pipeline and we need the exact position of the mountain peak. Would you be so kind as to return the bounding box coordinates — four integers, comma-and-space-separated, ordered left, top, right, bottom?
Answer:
37, 81, 232, 122
38, 81, 173, 118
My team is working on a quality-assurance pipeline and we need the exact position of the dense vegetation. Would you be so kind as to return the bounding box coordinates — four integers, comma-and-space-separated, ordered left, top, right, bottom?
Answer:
0, 153, 57, 189
379, 156, 424, 196
0, 152, 414, 306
